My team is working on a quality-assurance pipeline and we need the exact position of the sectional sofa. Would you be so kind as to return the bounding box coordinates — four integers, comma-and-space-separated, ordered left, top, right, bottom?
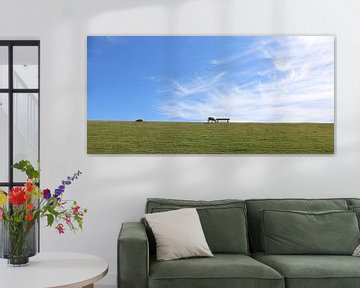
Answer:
118, 198, 360, 288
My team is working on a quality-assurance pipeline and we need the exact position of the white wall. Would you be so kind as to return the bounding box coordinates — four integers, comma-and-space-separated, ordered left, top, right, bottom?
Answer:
1, 0, 360, 286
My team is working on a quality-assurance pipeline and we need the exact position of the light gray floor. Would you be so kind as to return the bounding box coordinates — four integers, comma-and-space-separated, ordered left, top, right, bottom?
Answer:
95, 285, 116, 288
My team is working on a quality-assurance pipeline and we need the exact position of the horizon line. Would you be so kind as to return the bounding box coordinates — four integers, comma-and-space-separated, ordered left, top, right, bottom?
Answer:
88, 120, 334, 124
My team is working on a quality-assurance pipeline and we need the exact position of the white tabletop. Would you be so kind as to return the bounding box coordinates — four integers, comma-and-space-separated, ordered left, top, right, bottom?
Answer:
0, 252, 108, 288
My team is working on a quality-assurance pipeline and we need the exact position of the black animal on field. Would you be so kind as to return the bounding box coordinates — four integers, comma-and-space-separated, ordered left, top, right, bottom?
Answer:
208, 117, 216, 123
135, 119, 144, 122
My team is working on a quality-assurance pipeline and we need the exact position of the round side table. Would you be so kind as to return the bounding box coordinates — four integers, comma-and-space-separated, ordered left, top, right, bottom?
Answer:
0, 252, 108, 288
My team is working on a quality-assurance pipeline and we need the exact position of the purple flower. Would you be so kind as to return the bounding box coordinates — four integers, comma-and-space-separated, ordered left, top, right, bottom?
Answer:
54, 189, 63, 198
54, 170, 82, 199
43, 189, 51, 200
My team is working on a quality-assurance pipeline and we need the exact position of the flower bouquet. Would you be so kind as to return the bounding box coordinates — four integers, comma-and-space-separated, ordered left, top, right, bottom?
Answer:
0, 160, 87, 266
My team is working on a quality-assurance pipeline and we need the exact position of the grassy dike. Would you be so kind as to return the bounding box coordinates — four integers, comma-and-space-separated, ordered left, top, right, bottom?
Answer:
87, 121, 334, 154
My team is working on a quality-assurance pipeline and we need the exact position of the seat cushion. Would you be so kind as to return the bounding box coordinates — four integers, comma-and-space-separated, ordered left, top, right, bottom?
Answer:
253, 252, 360, 288
246, 198, 349, 252
149, 254, 284, 288
146, 198, 249, 254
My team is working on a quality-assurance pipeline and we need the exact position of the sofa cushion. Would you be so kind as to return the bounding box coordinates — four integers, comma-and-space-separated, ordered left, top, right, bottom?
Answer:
145, 208, 213, 261
350, 206, 360, 228
347, 198, 360, 207
146, 198, 249, 254
347, 199, 360, 229
252, 252, 360, 288
261, 209, 359, 255
149, 254, 284, 288
246, 198, 349, 252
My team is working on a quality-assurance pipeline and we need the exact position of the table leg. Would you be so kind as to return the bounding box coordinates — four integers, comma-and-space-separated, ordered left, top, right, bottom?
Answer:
82, 284, 94, 288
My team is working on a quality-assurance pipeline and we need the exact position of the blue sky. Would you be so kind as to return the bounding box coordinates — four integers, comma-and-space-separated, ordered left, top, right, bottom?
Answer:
87, 36, 334, 122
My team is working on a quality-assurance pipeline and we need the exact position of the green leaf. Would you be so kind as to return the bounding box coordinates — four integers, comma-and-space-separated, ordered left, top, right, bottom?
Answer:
12, 160, 40, 180
47, 214, 54, 227
46, 205, 60, 217
75, 216, 83, 230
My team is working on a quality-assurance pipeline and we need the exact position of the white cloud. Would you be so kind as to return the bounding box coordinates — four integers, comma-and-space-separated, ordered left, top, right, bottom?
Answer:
207, 42, 268, 66
155, 36, 334, 123
172, 72, 227, 97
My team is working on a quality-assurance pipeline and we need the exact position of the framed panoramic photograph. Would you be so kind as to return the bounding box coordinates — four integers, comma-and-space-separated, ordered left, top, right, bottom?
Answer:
87, 36, 334, 154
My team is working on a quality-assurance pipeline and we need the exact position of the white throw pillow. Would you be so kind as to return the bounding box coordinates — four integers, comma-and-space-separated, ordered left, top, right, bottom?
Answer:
145, 208, 213, 261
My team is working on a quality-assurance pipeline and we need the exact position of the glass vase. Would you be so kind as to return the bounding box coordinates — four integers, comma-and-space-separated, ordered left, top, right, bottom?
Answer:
0, 220, 37, 266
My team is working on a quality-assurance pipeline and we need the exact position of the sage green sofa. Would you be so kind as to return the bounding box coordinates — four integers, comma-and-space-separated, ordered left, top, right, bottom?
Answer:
118, 198, 360, 288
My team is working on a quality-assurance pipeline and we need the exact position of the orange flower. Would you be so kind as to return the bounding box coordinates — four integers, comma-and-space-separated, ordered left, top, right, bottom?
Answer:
25, 182, 33, 192
26, 214, 33, 221
26, 203, 34, 210
24, 193, 31, 200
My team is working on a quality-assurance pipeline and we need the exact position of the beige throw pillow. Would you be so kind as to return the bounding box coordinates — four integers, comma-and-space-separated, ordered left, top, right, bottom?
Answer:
353, 244, 360, 256
145, 208, 213, 261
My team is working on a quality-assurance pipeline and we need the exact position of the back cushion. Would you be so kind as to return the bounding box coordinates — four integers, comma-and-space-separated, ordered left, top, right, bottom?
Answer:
347, 199, 360, 228
145, 198, 249, 254
348, 198, 360, 207
246, 198, 349, 252
261, 209, 359, 255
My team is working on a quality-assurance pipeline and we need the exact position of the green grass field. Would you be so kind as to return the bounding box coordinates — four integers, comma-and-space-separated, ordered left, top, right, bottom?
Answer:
87, 121, 334, 154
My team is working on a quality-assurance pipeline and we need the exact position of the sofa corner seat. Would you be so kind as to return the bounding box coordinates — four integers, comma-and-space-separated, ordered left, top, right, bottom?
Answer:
247, 198, 360, 288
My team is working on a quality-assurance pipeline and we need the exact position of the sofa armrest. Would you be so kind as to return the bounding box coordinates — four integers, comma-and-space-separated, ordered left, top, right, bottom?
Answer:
118, 222, 149, 288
